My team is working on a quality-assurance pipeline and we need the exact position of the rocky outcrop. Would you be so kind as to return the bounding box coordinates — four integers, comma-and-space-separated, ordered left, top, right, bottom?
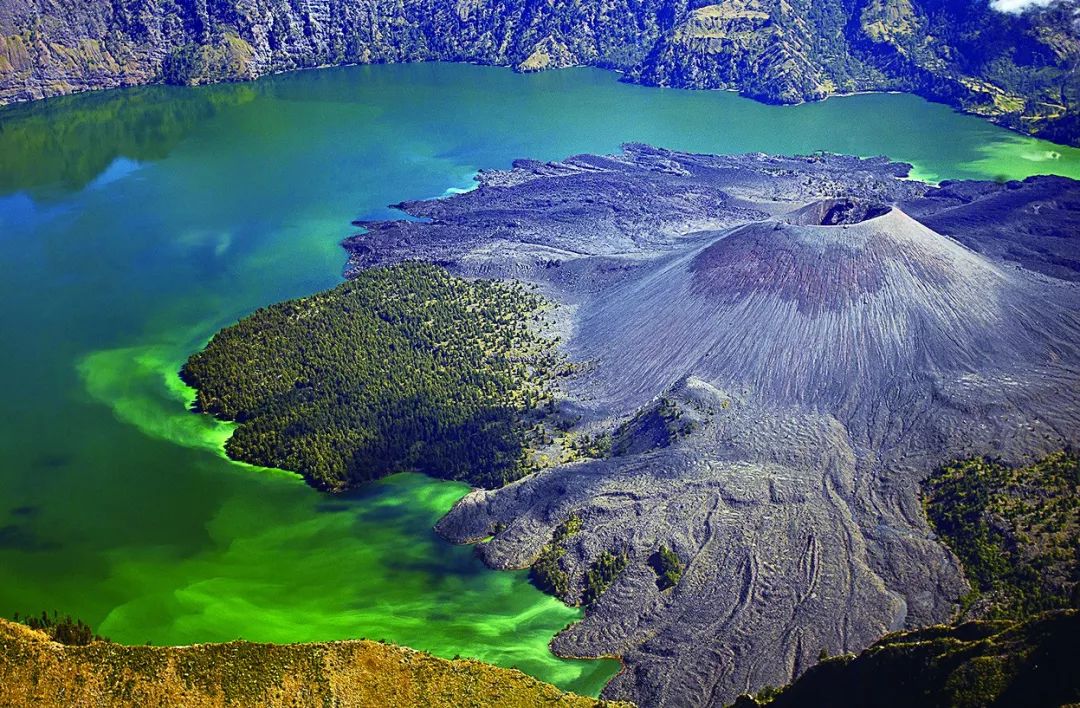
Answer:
629, 1, 839, 103
348, 145, 1080, 706
1, 0, 1077, 145
519, 36, 580, 72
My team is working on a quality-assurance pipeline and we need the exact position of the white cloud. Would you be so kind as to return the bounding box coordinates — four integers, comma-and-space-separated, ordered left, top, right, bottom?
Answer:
989, 0, 1055, 12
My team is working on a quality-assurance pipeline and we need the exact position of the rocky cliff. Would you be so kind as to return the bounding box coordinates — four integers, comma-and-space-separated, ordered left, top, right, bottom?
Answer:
0, 0, 1077, 145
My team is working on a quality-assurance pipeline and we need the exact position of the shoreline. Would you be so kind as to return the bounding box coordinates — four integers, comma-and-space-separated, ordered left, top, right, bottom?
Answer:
1, 59, 1075, 151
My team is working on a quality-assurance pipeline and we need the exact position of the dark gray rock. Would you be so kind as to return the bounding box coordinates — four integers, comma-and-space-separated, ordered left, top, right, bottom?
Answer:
353, 146, 1080, 707
903, 176, 1080, 282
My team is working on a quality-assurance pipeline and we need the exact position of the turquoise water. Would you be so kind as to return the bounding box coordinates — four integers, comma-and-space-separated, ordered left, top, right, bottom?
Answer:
1, 62, 1078, 696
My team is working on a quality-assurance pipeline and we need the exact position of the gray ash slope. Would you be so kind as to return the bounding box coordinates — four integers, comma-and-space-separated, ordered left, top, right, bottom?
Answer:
346, 146, 1080, 707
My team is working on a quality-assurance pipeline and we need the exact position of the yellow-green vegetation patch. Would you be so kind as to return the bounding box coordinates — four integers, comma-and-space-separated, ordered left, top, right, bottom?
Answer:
160, 35, 255, 85
922, 451, 1079, 619
0, 34, 31, 73
860, 0, 919, 42
0, 619, 625, 707
182, 262, 565, 491
942, 655, 1015, 708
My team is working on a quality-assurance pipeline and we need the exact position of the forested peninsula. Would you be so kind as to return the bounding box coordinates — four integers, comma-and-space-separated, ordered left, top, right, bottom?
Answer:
181, 262, 568, 491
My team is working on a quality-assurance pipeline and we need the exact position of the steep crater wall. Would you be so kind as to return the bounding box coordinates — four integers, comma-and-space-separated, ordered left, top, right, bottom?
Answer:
1, 0, 1078, 144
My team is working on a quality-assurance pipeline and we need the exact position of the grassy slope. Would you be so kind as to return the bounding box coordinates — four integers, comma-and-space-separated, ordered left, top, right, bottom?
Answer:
0, 619, 623, 707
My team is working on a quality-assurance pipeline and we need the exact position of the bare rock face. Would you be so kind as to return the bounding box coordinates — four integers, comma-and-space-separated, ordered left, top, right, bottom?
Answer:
902, 176, 1080, 282
353, 146, 1080, 706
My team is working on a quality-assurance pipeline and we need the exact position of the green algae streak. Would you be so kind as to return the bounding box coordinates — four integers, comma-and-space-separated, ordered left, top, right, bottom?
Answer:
2, 63, 1079, 697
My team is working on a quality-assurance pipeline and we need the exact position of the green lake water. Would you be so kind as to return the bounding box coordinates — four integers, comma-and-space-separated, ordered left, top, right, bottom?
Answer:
1, 63, 1079, 696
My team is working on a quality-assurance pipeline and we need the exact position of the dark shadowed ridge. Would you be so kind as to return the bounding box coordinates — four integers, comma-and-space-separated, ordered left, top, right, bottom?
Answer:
741, 611, 1080, 708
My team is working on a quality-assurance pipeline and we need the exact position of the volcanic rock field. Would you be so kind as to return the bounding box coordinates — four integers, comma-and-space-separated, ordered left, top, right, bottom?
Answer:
345, 145, 1080, 706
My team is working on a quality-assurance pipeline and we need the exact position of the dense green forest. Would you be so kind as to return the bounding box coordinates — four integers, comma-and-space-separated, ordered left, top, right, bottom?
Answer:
582, 551, 629, 607
181, 263, 564, 490
922, 451, 1079, 619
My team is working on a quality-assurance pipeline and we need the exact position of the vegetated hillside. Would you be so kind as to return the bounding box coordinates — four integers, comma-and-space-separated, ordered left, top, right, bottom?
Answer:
923, 451, 1080, 620
731, 610, 1080, 708
630, 0, 1080, 145
0, 0, 1077, 144
181, 261, 566, 491
0, 618, 619, 707
343, 145, 1080, 706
